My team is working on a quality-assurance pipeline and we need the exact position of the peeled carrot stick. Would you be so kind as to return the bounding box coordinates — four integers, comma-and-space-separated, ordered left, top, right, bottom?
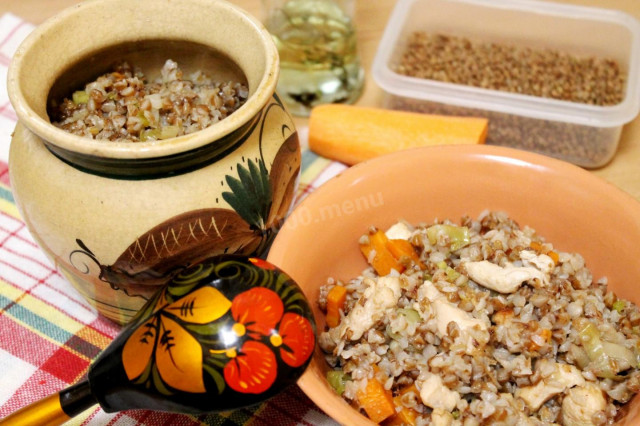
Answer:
309, 104, 488, 165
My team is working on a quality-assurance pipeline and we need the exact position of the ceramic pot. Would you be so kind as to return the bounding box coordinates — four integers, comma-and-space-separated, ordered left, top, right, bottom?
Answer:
7, 0, 300, 324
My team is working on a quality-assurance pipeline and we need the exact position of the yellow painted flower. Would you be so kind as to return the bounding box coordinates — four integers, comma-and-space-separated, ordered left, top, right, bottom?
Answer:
122, 286, 231, 393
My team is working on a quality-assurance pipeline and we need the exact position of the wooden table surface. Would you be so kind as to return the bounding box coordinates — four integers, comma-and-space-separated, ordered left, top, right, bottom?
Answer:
2, 0, 639, 199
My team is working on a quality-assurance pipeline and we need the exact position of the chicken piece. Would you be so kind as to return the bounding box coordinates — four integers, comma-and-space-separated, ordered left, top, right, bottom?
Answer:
417, 372, 460, 412
432, 299, 486, 337
338, 276, 401, 341
495, 393, 544, 426
516, 380, 558, 411
416, 280, 488, 354
515, 361, 585, 411
520, 250, 555, 274
464, 260, 548, 293
561, 383, 607, 426
419, 280, 487, 335
385, 222, 413, 240
493, 349, 532, 377
419, 279, 443, 302
431, 408, 455, 426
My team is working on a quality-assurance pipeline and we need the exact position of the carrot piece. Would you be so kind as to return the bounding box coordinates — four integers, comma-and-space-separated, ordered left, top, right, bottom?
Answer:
356, 377, 396, 423
530, 241, 559, 265
326, 285, 348, 328
526, 328, 552, 351
492, 308, 515, 325
529, 241, 544, 252
386, 239, 426, 270
384, 410, 416, 426
309, 104, 488, 165
360, 229, 404, 276
397, 383, 419, 397
385, 385, 421, 426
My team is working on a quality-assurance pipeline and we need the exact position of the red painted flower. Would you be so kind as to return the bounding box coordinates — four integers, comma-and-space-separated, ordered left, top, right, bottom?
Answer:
231, 287, 283, 338
271, 312, 315, 367
224, 341, 277, 394
224, 287, 315, 394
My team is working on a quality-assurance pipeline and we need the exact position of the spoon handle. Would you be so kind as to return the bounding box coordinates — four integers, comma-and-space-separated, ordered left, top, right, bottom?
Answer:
0, 381, 97, 425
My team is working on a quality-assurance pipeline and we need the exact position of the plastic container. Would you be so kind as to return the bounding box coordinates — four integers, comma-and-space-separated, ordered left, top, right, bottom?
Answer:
372, 0, 640, 168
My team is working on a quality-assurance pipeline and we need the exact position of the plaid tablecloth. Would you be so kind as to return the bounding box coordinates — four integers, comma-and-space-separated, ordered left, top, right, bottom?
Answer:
0, 13, 345, 425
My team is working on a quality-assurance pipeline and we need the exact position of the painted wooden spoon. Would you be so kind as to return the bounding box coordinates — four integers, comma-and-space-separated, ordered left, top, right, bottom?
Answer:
0, 255, 316, 425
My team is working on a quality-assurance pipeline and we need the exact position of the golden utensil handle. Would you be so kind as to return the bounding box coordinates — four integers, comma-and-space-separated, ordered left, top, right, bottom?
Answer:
0, 381, 96, 426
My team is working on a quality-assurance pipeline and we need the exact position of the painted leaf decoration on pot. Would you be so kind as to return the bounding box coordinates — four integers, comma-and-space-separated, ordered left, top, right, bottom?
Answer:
222, 110, 299, 235
222, 158, 271, 230
223, 340, 277, 394
100, 208, 261, 289
267, 131, 301, 226
278, 312, 315, 367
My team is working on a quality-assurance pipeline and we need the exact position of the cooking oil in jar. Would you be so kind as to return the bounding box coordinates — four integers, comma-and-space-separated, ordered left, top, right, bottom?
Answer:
265, 0, 364, 116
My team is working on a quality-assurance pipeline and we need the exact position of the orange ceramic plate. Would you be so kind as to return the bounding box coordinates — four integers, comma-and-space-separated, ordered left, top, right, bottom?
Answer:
268, 144, 640, 426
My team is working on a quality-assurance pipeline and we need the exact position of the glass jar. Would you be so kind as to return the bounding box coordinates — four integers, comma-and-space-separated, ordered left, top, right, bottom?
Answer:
263, 0, 365, 116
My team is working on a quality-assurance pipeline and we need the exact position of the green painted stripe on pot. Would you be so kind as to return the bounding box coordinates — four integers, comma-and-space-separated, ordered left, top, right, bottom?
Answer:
45, 111, 262, 180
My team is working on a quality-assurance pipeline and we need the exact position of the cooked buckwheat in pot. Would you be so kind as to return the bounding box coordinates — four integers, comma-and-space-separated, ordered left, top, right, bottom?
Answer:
50, 59, 249, 142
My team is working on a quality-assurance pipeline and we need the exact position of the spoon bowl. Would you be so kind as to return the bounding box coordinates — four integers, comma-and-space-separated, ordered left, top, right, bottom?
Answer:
0, 255, 315, 424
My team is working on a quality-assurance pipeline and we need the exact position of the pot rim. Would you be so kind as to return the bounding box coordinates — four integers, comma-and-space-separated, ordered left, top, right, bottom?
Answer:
7, 0, 280, 160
